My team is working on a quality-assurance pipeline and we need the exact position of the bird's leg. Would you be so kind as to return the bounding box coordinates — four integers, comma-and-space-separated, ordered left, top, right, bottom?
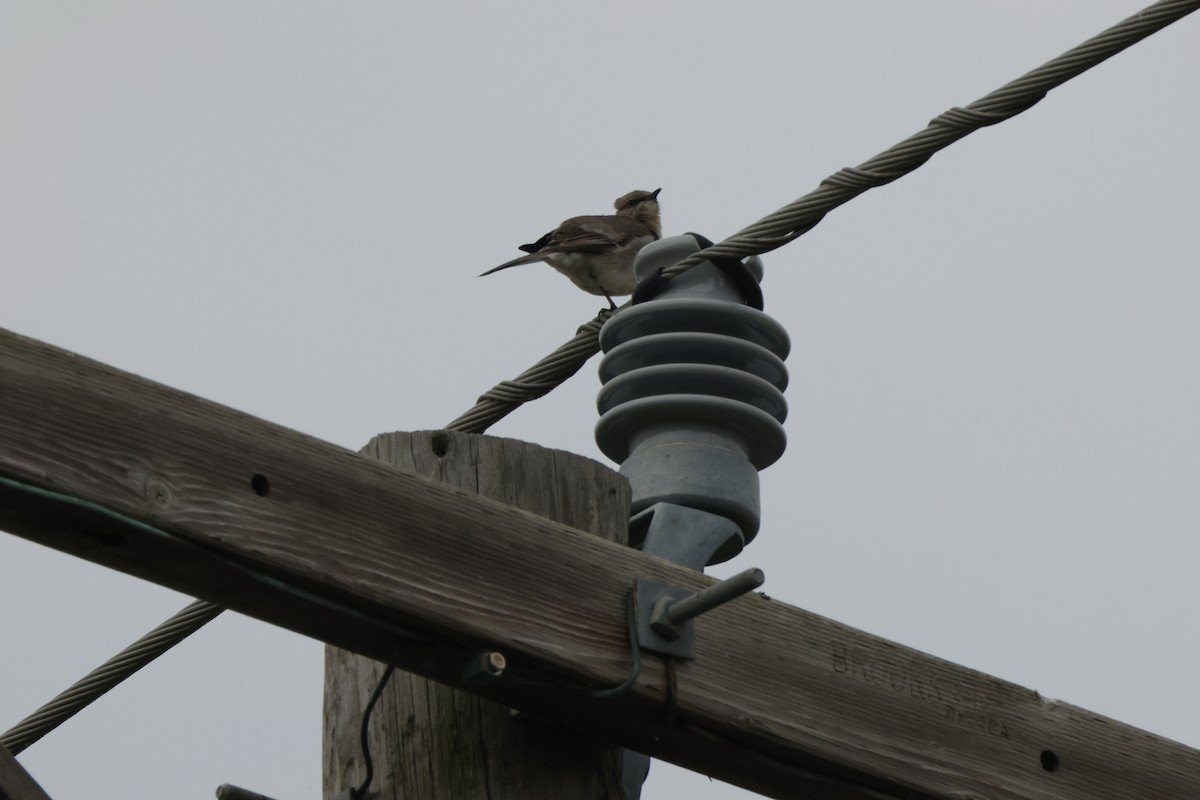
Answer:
605, 293, 617, 310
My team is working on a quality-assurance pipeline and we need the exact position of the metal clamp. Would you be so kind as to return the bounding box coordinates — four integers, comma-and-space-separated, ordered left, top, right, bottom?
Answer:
634, 568, 764, 660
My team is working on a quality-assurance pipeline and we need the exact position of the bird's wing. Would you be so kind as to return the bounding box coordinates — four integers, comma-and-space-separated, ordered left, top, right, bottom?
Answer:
517, 232, 552, 254
484, 215, 655, 277
530, 216, 654, 255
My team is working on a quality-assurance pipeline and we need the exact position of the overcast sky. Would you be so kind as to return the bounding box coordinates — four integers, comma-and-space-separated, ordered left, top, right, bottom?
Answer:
2, 3, 1198, 799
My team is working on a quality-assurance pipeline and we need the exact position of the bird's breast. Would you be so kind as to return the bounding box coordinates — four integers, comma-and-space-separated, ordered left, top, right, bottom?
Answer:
546, 239, 649, 296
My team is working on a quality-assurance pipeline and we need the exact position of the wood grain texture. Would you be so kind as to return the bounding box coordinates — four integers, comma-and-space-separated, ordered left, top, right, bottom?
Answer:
0, 746, 53, 800
322, 431, 627, 799
2, 326, 1198, 800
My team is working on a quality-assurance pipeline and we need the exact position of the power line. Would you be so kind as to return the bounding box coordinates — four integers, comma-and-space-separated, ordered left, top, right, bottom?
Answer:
444, 313, 611, 433
660, 0, 1200, 278
1, 599, 222, 755
445, 0, 1200, 435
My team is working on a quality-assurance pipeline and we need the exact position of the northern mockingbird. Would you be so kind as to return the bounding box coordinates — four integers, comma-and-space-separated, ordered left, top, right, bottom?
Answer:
480, 188, 662, 308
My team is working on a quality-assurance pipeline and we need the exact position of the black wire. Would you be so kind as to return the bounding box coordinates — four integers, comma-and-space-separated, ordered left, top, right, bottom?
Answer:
664, 657, 679, 725
354, 663, 396, 800
590, 589, 641, 698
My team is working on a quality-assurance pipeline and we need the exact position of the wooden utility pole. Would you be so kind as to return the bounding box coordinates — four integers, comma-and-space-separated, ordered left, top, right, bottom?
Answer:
322, 431, 628, 799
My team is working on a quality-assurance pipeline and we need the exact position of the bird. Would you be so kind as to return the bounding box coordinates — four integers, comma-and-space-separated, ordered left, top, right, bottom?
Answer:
480, 188, 662, 308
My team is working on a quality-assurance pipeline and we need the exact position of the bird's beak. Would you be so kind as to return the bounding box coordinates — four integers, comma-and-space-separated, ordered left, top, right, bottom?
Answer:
650, 188, 662, 199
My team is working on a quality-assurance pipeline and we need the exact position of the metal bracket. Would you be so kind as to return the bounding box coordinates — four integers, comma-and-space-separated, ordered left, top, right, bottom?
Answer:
630, 503, 744, 569
634, 568, 764, 660
215, 785, 285, 800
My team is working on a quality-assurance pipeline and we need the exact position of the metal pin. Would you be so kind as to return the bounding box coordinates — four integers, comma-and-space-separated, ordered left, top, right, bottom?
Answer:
649, 568, 764, 640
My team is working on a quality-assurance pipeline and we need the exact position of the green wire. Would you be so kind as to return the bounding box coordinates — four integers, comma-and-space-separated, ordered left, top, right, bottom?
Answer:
0, 473, 417, 635
0, 473, 182, 541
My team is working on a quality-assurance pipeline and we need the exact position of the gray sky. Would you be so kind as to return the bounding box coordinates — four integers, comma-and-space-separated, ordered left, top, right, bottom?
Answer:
2, 2, 1198, 798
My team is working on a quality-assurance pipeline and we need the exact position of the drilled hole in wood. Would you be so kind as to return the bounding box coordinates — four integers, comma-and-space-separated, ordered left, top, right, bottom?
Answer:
431, 432, 449, 457
1040, 749, 1059, 772
251, 474, 271, 497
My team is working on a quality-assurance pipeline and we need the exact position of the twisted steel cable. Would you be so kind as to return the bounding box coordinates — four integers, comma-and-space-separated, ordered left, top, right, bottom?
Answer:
446, 0, 1199, 434
1, 599, 223, 755
662, 0, 1200, 277
444, 312, 611, 432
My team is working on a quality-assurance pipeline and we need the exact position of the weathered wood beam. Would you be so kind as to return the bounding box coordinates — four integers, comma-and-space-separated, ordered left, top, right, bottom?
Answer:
1, 325, 1197, 800
0, 746, 53, 800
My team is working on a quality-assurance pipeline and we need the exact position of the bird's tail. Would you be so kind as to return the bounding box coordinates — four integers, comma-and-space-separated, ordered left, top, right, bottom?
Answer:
479, 253, 547, 277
